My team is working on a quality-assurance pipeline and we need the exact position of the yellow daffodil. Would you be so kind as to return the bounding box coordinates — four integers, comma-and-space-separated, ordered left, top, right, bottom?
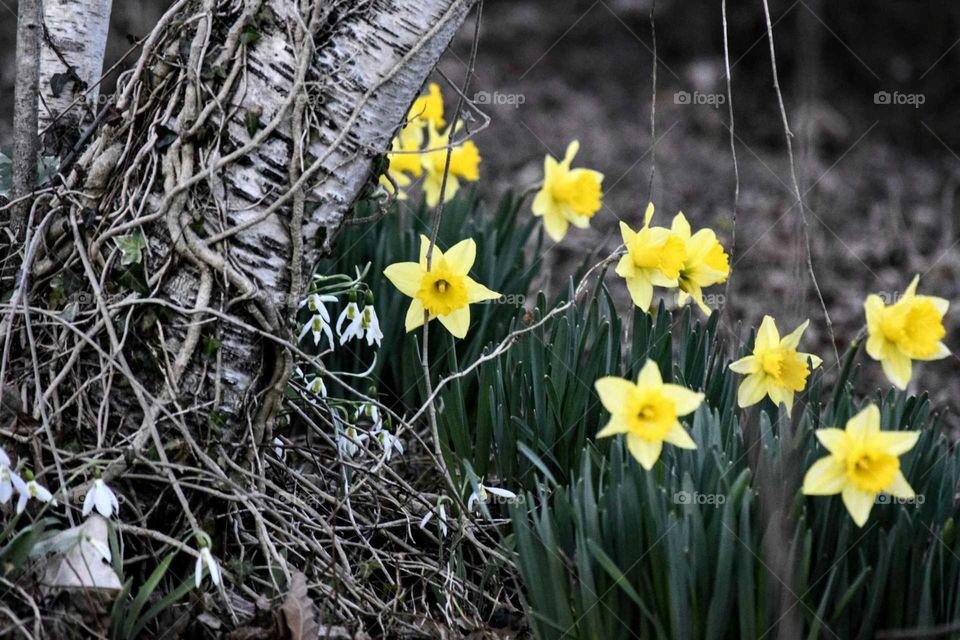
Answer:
531, 141, 604, 242
383, 235, 499, 338
407, 82, 445, 130
380, 135, 424, 200
420, 123, 481, 207
615, 203, 686, 311
802, 404, 919, 526
865, 275, 950, 390
594, 359, 704, 470
670, 213, 729, 314
729, 315, 822, 415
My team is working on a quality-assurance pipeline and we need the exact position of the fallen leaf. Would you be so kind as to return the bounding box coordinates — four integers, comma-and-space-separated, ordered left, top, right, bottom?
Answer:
281, 571, 319, 640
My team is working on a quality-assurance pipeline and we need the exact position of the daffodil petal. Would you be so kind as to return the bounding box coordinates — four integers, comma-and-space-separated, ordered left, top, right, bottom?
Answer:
916, 341, 951, 361
841, 486, 876, 527
847, 404, 881, 440
802, 456, 847, 495
383, 262, 423, 297
405, 299, 426, 332
437, 306, 470, 338
737, 373, 768, 408
729, 355, 758, 375
596, 416, 629, 438
671, 212, 691, 240
626, 435, 663, 470
886, 471, 915, 499
755, 316, 780, 352
781, 319, 810, 350
864, 294, 885, 334
594, 377, 635, 414
927, 296, 950, 316
875, 430, 920, 456
465, 277, 501, 303
815, 428, 849, 456
543, 209, 569, 242
663, 423, 697, 449
661, 385, 704, 416
636, 360, 663, 388
881, 349, 912, 390
625, 276, 654, 311
444, 238, 477, 275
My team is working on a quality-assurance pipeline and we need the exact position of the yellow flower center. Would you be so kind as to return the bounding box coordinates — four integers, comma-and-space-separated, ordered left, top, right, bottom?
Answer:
626, 390, 677, 441
551, 172, 602, 218
845, 445, 899, 493
704, 243, 730, 281
416, 264, 468, 316
880, 299, 945, 357
760, 347, 810, 391
628, 232, 686, 279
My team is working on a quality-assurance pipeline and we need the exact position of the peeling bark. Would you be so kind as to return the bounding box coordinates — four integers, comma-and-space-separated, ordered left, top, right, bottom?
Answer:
20, 0, 475, 461
38, 0, 113, 152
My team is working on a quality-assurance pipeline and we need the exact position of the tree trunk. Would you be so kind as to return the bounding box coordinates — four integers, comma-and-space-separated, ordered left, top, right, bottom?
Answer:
38, 0, 113, 153
8, 0, 474, 467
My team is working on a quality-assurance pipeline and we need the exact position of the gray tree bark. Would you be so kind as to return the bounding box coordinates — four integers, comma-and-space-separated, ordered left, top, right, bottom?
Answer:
8, 0, 475, 471
11, 0, 41, 241
37, 0, 113, 150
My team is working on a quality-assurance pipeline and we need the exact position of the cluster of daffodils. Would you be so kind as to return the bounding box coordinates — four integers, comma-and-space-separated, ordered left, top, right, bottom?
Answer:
616, 203, 729, 314
594, 272, 950, 528
380, 82, 482, 206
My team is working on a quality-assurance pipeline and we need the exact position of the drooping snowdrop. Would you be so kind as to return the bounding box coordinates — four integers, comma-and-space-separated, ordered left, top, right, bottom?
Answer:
194, 541, 222, 588
299, 314, 335, 352
13, 469, 56, 514
375, 427, 404, 461
362, 304, 384, 347
419, 502, 448, 537
307, 374, 327, 397
467, 481, 518, 512
0, 446, 20, 505
355, 399, 382, 431
337, 299, 364, 345
337, 426, 368, 458
298, 293, 337, 351
273, 437, 286, 462
82, 475, 120, 519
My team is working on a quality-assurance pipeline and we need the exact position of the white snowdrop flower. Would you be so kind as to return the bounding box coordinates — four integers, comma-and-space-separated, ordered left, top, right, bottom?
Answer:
337, 426, 368, 458
0, 447, 20, 505
467, 482, 518, 512
376, 428, 404, 460
82, 477, 119, 519
13, 471, 56, 515
362, 305, 383, 346
356, 401, 382, 430
337, 301, 364, 345
307, 375, 327, 397
194, 545, 222, 588
300, 293, 338, 318
299, 312, 335, 351
419, 503, 448, 538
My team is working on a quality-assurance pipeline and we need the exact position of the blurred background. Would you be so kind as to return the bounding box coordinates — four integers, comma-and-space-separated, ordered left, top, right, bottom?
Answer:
2, 0, 958, 418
